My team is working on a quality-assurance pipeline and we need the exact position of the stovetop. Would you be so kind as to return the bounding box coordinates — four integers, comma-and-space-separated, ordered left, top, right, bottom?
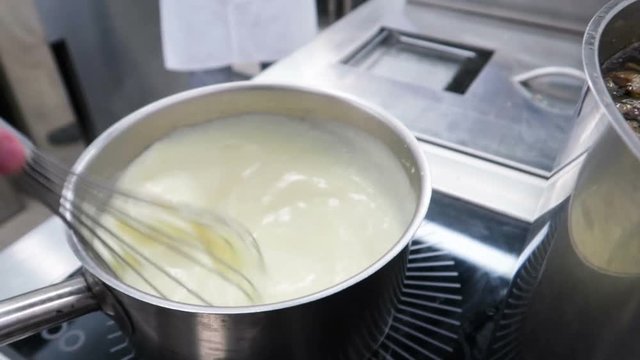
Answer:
1, 192, 533, 360
1, 313, 135, 360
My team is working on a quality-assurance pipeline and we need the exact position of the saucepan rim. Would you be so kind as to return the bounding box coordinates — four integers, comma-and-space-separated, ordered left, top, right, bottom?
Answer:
64, 81, 432, 314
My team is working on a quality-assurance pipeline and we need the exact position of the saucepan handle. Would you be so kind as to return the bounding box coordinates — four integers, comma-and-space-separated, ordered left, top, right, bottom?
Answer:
0, 275, 99, 346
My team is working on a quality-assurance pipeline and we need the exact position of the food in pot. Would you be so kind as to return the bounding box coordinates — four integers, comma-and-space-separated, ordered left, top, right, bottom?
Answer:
602, 44, 640, 135
98, 114, 415, 306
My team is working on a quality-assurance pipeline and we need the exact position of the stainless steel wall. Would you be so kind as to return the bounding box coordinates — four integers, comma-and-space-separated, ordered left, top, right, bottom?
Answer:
410, 0, 611, 33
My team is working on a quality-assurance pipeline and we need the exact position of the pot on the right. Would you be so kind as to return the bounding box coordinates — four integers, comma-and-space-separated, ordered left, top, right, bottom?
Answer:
499, 1, 640, 359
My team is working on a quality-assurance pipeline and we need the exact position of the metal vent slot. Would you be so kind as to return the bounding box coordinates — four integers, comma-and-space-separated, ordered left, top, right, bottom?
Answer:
370, 239, 462, 360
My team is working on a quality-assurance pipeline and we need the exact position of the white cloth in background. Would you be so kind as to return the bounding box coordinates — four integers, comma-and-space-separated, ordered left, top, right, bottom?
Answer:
159, 0, 318, 71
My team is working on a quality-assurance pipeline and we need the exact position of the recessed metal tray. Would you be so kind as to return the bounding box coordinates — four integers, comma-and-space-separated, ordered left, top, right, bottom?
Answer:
343, 29, 492, 94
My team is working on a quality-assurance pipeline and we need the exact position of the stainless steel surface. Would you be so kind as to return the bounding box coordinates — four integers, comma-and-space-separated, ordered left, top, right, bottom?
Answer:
258, 0, 585, 178
511, 66, 585, 115
409, 0, 610, 34
517, 1, 640, 358
571, 126, 640, 274
0, 218, 80, 300
0, 83, 431, 360
421, 142, 547, 222
0, 276, 97, 345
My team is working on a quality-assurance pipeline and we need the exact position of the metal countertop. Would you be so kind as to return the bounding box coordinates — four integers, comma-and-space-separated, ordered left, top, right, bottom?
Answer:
258, 0, 585, 176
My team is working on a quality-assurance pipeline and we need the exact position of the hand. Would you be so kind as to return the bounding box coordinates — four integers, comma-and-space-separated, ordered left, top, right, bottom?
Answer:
0, 128, 27, 175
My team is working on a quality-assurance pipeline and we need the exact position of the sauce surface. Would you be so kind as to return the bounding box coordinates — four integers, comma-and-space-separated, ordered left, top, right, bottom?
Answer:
102, 114, 415, 305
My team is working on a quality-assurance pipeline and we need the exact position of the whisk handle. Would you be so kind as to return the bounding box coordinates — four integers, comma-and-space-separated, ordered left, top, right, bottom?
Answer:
0, 275, 98, 346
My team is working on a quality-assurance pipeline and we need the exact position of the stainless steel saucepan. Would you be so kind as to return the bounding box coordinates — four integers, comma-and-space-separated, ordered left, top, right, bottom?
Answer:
0, 83, 431, 359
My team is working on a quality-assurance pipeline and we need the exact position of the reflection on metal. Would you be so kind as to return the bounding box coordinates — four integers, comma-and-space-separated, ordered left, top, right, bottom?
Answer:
415, 223, 518, 278
487, 222, 554, 360
512, 67, 585, 114
371, 239, 462, 360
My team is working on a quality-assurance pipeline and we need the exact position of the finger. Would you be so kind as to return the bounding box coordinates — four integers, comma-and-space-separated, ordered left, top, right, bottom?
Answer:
0, 129, 27, 175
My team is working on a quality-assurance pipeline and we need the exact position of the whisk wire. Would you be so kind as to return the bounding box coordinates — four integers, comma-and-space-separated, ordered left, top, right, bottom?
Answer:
21, 149, 262, 305
22, 162, 206, 302
29, 150, 262, 257
27, 153, 260, 301
19, 164, 171, 300
29, 149, 265, 268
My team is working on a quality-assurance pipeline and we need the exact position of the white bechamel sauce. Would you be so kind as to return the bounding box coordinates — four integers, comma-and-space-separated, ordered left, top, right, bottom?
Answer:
101, 114, 415, 306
